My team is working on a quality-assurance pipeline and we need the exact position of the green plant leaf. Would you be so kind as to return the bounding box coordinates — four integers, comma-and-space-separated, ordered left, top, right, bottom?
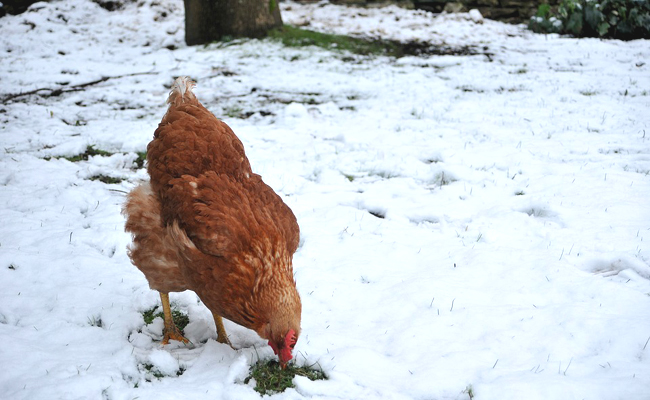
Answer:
598, 21, 611, 35
585, 4, 606, 30
537, 3, 552, 17
533, 0, 648, 39
566, 10, 585, 35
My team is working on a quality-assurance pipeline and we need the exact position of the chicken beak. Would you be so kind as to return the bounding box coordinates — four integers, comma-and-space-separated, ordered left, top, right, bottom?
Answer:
279, 360, 288, 370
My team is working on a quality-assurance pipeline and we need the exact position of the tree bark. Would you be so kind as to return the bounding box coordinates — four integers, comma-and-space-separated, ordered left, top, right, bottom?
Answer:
183, 0, 283, 45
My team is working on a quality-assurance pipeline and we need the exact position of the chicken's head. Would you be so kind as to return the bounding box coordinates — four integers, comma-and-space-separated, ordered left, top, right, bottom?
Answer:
268, 329, 298, 369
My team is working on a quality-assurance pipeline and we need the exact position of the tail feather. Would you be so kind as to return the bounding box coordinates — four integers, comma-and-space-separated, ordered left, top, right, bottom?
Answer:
167, 76, 197, 107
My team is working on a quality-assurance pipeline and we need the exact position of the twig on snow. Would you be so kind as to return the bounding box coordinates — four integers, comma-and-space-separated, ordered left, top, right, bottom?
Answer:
1, 71, 158, 103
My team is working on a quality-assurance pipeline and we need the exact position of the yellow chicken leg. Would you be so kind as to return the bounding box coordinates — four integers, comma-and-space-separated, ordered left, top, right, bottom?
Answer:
212, 312, 232, 346
160, 292, 189, 345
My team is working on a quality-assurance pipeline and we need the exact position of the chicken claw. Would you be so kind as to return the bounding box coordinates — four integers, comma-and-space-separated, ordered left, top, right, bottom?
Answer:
160, 292, 190, 345
213, 312, 234, 348
161, 322, 190, 345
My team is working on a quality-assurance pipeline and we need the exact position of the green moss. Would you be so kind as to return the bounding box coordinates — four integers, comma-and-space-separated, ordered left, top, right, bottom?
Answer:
244, 360, 326, 395
268, 25, 399, 57
267, 25, 483, 58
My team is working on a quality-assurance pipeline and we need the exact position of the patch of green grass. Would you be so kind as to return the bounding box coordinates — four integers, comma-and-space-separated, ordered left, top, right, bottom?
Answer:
268, 25, 399, 57
44, 145, 114, 162
268, 25, 486, 59
343, 173, 355, 182
65, 145, 114, 162
495, 86, 527, 93
457, 85, 485, 93
579, 89, 599, 96
142, 306, 190, 332
89, 174, 124, 184
142, 307, 160, 325
134, 151, 147, 169
44, 146, 148, 171
224, 105, 244, 118
464, 384, 475, 399
244, 360, 326, 395
141, 363, 185, 380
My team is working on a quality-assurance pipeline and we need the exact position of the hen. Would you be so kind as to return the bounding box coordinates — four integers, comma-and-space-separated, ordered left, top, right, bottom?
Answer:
123, 77, 301, 367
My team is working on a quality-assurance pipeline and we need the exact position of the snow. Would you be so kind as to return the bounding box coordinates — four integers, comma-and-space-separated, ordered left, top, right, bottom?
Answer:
148, 349, 181, 376
1, 0, 649, 399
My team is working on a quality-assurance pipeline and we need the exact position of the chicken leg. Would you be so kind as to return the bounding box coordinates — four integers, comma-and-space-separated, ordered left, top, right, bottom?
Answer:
160, 292, 189, 344
212, 312, 232, 346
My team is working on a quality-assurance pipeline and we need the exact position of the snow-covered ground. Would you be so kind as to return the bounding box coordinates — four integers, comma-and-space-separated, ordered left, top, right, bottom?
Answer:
1, 0, 650, 399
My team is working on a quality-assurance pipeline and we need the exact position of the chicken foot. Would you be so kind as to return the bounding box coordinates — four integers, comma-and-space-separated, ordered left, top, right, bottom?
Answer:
159, 292, 190, 345
212, 312, 232, 347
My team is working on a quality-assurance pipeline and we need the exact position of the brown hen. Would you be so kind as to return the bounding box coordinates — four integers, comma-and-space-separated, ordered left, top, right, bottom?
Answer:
123, 77, 301, 367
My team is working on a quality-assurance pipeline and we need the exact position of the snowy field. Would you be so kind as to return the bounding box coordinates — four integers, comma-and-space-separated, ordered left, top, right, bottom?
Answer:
1, 0, 650, 399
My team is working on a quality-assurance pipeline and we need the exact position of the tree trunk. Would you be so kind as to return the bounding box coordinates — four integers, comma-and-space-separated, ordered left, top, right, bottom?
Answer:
183, 0, 283, 45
